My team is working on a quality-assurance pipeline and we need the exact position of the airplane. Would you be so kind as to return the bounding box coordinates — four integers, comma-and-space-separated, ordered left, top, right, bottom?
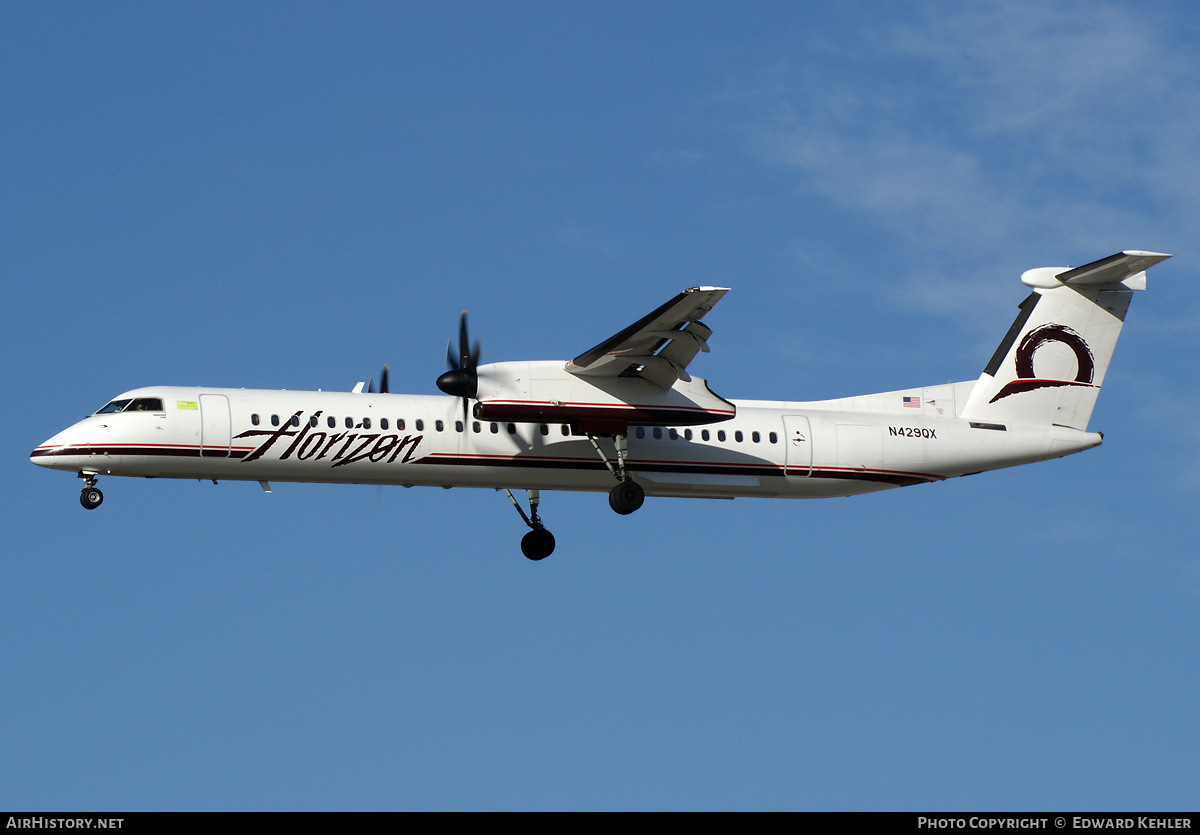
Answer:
31, 250, 1170, 560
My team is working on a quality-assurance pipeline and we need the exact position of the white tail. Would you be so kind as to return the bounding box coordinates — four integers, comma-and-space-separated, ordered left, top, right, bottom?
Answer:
960, 251, 1170, 430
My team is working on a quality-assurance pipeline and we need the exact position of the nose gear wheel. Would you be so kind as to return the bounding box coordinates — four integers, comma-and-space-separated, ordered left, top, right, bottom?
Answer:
78, 474, 103, 510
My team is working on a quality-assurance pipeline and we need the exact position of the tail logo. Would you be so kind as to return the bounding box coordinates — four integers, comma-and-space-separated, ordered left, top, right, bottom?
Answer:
989, 324, 1096, 403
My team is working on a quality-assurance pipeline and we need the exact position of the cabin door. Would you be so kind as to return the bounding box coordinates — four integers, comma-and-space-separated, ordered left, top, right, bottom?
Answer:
783, 415, 812, 477
199, 394, 231, 457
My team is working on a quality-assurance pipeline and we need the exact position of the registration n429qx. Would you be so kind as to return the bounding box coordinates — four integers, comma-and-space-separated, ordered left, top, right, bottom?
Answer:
32, 251, 1169, 560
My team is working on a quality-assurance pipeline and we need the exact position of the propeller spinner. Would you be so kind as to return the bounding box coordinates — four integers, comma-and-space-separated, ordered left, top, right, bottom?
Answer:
436, 310, 481, 424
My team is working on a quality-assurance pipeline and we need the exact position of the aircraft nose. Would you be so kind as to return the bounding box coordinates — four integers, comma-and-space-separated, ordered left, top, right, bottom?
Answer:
31, 436, 59, 468
30, 425, 79, 468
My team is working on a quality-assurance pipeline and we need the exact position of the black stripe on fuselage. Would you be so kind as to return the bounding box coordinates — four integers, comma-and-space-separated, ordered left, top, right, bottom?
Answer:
32, 446, 941, 486
423, 454, 783, 478
423, 454, 941, 485
807, 469, 935, 487
31, 446, 251, 459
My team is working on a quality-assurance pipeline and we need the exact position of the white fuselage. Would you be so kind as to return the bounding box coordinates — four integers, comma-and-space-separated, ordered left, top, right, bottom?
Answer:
31, 380, 1102, 500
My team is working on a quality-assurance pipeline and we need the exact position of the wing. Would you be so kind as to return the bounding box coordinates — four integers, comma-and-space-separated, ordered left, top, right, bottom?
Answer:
565, 286, 729, 389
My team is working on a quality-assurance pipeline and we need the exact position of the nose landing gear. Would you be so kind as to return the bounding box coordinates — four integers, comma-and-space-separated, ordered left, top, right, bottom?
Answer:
78, 473, 103, 510
503, 488, 556, 560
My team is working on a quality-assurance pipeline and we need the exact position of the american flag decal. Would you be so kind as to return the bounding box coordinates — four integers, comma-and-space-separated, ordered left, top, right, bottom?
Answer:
902, 396, 920, 408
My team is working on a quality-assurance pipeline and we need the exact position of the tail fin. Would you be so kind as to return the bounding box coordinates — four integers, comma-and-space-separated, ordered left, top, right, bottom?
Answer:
961, 251, 1170, 430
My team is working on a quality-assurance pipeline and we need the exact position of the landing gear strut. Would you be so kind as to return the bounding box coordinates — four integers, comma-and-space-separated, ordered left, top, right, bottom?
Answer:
503, 488, 556, 560
587, 433, 645, 515
78, 473, 103, 510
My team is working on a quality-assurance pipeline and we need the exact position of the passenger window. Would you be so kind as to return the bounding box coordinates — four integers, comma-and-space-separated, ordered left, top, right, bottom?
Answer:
702, 429, 710, 441
717, 430, 726, 442
327, 416, 336, 428
507, 423, 516, 434
415, 419, 424, 431
752, 431, 760, 443
635, 427, 645, 439
309, 416, 319, 427
128, 398, 164, 412
490, 422, 498, 434
363, 417, 372, 429
95, 399, 132, 414
653, 427, 662, 439
669, 428, 678, 440
685, 429, 693, 440
769, 432, 778, 444
345, 417, 354, 429
251, 414, 260, 426
381, 418, 389, 430
271, 415, 280, 427
473, 421, 481, 433
455, 420, 463, 432
562, 425, 570, 436
436, 420, 444, 432
397, 419, 405, 430
291, 416, 300, 427
735, 430, 743, 442
540, 424, 548, 436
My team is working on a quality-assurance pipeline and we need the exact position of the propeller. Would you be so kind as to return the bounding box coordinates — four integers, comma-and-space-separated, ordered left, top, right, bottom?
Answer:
436, 310, 481, 425
367, 364, 390, 394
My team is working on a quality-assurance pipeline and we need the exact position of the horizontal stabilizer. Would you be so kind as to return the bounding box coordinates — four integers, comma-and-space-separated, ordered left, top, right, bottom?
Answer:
1022, 251, 1171, 290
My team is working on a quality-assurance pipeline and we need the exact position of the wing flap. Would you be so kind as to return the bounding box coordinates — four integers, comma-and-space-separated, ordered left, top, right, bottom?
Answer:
566, 287, 728, 388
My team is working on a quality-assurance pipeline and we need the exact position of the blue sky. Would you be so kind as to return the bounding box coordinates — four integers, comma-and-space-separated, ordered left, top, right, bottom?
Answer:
2, 2, 1198, 810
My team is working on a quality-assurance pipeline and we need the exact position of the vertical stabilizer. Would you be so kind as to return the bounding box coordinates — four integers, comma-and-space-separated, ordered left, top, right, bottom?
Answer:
960, 251, 1169, 430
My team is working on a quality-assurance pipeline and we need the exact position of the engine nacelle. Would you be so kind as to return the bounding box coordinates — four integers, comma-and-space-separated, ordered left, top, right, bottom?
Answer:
472, 361, 735, 433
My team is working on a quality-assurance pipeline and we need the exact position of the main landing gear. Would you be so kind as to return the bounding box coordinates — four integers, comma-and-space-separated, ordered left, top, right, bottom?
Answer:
608, 480, 644, 515
503, 488, 556, 560
501, 432, 646, 560
587, 433, 645, 515
79, 473, 103, 510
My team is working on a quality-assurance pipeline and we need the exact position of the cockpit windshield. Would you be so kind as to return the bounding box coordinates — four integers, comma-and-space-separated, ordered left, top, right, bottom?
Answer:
94, 397, 164, 414
96, 399, 132, 414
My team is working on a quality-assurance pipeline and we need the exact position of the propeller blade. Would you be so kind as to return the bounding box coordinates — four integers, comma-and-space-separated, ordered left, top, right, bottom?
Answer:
367, 377, 374, 394
380, 364, 389, 394
458, 310, 470, 368
436, 309, 482, 408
